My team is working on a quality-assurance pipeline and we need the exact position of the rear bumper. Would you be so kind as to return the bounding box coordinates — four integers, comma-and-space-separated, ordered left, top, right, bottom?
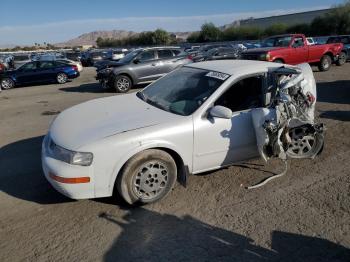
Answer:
68, 71, 80, 79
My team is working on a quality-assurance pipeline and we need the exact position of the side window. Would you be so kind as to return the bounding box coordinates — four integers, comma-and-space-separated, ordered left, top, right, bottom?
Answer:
39, 61, 55, 69
341, 37, 349, 44
139, 50, 155, 62
215, 76, 264, 112
293, 37, 304, 47
158, 49, 174, 59
172, 49, 181, 56
21, 62, 37, 71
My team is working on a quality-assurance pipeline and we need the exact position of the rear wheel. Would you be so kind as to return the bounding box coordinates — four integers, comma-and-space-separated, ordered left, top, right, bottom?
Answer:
318, 55, 332, 71
1, 78, 15, 90
114, 75, 132, 93
336, 51, 347, 66
56, 73, 68, 84
117, 149, 177, 205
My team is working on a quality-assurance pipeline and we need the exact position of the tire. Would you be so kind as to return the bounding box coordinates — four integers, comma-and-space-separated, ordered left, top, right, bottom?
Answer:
1, 78, 15, 90
273, 59, 284, 64
336, 51, 347, 66
56, 73, 68, 84
286, 126, 324, 159
114, 75, 132, 93
318, 55, 332, 71
117, 149, 177, 205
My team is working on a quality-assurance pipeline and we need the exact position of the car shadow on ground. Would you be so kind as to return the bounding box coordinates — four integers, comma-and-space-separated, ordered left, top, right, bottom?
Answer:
100, 208, 350, 262
0, 136, 73, 204
317, 80, 350, 104
319, 110, 350, 121
59, 83, 108, 93
317, 80, 350, 122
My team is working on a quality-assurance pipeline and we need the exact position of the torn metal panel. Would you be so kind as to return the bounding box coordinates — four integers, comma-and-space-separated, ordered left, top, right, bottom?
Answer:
250, 63, 325, 188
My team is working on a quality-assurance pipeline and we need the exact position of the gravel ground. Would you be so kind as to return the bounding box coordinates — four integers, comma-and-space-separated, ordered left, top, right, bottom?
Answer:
0, 65, 349, 262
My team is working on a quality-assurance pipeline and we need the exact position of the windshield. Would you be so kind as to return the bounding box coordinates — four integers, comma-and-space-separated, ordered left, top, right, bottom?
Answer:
119, 50, 141, 63
261, 36, 292, 47
137, 67, 228, 116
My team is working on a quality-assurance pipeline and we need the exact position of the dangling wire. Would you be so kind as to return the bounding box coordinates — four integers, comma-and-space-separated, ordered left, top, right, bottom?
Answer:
245, 160, 288, 190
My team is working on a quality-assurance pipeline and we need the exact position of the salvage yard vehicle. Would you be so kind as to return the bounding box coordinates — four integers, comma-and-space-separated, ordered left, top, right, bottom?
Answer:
241, 34, 344, 71
0, 60, 80, 89
42, 60, 324, 205
326, 35, 350, 64
96, 47, 192, 93
193, 47, 241, 62
12, 54, 31, 68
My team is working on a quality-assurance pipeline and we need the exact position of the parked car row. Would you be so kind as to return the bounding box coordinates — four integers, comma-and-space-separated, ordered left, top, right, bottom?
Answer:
94, 34, 348, 93
80, 48, 129, 66
96, 47, 192, 92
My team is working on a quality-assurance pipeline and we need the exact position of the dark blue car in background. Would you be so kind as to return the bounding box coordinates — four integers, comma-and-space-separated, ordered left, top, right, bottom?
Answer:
0, 60, 79, 90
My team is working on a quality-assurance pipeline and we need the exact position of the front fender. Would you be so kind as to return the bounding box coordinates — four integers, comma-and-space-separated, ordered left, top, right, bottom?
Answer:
108, 140, 190, 195
112, 69, 136, 84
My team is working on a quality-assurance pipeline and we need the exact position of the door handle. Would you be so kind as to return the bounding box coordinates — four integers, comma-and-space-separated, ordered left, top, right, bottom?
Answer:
151, 63, 157, 66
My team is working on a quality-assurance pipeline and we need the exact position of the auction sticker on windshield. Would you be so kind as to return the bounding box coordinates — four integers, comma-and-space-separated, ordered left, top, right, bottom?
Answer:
206, 71, 230, 81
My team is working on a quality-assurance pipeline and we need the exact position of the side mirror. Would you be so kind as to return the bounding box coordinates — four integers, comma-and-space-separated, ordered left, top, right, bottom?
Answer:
133, 58, 140, 64
209, 106, 232, 119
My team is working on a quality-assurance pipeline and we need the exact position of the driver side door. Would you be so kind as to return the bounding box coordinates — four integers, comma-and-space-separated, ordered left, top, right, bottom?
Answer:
16, 62, 40, 84
132, 50, 160, 84
192, 75, 265, 173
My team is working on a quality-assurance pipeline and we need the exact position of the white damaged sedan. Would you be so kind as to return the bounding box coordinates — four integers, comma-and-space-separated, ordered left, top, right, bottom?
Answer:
42, 60, 323, 205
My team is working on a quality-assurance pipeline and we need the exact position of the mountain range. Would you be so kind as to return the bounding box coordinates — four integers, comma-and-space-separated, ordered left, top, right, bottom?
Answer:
55, 30, 192, 47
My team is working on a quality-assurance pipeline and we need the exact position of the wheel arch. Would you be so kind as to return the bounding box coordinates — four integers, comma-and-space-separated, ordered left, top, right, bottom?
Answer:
322, 52, 334, 61
273, 57, 285, 63
113, 71, 135, 85
108, 143, 189, 196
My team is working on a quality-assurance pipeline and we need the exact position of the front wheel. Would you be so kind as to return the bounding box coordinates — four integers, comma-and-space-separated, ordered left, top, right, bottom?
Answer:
1, 78, 15, 90
318, 55, 332, 71
273, 59, 284, 64
56, 73, 68, 84
117, 149, 177, 205
114, 75, 132, 93
287, 126, 324, 159
336, 52, 347, 66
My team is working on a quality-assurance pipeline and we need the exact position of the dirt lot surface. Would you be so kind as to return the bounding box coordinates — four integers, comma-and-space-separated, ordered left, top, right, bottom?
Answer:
1, 65, 349, 262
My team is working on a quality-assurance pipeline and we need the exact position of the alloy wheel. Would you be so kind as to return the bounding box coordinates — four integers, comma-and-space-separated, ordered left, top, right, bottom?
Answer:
132, 161, 169, 201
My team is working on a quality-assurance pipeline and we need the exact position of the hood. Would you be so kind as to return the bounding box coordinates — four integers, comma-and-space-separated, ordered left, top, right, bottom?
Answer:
49, 93, 176, 150
243, 47, 287, 53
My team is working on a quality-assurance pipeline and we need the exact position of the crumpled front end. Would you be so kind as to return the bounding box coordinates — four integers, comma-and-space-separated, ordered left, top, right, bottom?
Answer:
252, 63, 325, 162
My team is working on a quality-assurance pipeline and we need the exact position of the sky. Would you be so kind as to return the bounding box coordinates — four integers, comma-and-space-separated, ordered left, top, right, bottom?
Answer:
0, 0, 344, 46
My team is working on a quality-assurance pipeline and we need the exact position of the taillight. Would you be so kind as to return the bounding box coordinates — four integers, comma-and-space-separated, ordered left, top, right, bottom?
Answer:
72, 65, 78, 71
187, 55, 193, 60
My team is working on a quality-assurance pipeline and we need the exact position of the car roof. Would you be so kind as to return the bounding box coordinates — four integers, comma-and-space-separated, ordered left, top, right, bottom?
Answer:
186, 60, 285, 75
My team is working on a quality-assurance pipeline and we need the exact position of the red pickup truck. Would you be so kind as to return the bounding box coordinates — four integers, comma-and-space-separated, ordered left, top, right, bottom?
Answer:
241, 34, 344, 71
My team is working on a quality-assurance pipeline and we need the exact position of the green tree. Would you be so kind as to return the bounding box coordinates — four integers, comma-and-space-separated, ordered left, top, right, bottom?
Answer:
199, 22, 222, 42
264, 23, 288, 36
153, 29, 170, 45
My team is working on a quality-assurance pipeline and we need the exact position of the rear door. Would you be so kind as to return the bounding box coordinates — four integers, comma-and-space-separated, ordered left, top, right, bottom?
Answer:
155, 49, 178, 76
38, 61, 57, 81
